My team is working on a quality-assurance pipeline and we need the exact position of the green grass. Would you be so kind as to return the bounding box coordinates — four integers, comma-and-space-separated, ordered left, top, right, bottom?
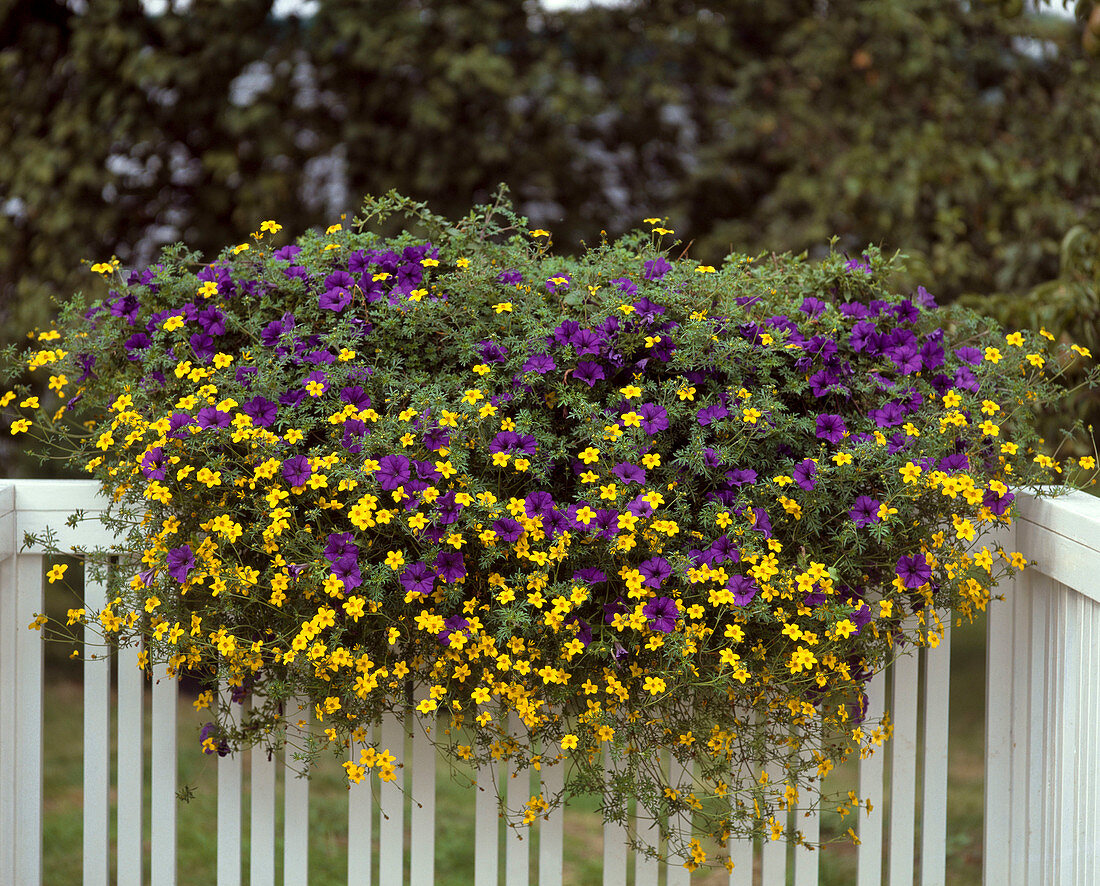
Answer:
40, 613, 988, 884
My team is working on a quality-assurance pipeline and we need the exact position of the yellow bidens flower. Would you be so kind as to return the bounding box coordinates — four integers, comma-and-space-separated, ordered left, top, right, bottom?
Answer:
47, 563, 68, 583
493, 302, 513, 314
260, 220, 282, 234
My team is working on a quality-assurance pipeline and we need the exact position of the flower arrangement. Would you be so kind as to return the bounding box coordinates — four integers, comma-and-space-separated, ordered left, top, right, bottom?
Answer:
5, 190, 1097, 868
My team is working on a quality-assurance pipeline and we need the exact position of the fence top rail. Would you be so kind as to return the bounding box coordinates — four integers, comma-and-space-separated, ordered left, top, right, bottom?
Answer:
0, 479, 114, 555
1014, 487, 1100, 603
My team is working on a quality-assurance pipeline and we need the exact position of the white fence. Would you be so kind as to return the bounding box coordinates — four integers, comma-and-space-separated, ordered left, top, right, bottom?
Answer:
1, 478, 1098, 885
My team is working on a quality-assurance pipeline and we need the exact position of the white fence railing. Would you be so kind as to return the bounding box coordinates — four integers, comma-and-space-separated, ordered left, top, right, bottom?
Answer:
1, 479, 1098, 885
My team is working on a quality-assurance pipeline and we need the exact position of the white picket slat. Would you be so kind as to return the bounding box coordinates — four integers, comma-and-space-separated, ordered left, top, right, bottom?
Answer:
857, 667, 886, 886
217, 683, 242, 886
920, 613, 951, 886
15, 555, 44, 886
378, 708, 405, 886
537, 753, 564, 886
887, 631, 919, 886
250, 714, 277, 886
666, 754, 692, 886
0, 491, 17, 886
150, 659, 178, 886
602, 747, 628, 886
82, 567, 110, 886
475, 756, 499, 886
792, 723, 820, 886
283, 700, 311, 885
117, 636, 144, 886
410, 699, 436, 886
348, 728, 374, 886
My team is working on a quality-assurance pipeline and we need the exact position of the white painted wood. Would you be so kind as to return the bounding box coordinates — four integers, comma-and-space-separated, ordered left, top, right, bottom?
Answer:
9, 479, 113, 552
1026, 571, 1048, 884
634, 798, 660, 886
283, 700, 310, 884
0, 489, 15, 886
217, 684, 242, 886
759, 752, 786, 886
727, 833, 753, 886
250, 709, 277, 886
665, 754, 692, 886
348, 728, 373, 886
117, 636, 144, 886
857, 667, 886, 886
602, 747, 628, 886
475, 755, 499, 886
16, 554, 44, 886
82, 567, 110, 886
793, 724, 820, 886
150, 659, 178, 886
410, 698, 436, 886
504, 713, 530, 886
1057, 581, 1080, 884
1007, 557, 1031, 884
537, 753, 564, 886
1015, 490, 1100, 604
378, 707, 405, 886
920, 613, 951, 886
888, 633, 919, 886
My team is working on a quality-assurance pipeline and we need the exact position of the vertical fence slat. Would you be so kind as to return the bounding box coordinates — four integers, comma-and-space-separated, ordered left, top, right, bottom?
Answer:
1042, 575, 1059, 879
983, 533, 1015, 886
759, 751, 787, 886
793, 722, 820, 886
538, 754, 564, 886
410, 699, 436, 886
283, 700, 310, 885
887, 630, 919, 886
857, 666, 886, 886
378, 707, 405, 886
505, 712, 530, 886
1058, 583, 1080, 883
348, 728, 373, 886
475, 755, 500, 886
635, 792, 660, 886
602, 747, 628, 886
665, 755, 693, 886
727, 833, 753, 885
1025, 567, 1051, 876
217, 684, 242, 886
150, 659, 177, 886
117, 637, 144, 886
0, 490, 15, 886
15, 555, 44, 886
920, 613, 951, 886
82, 567, 110, 886
250, 707, 277, 886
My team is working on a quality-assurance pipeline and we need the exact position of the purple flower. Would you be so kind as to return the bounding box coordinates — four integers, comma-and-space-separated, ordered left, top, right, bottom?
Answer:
896, 554, 932, 589
400, 562, 436, 595
492, 518, 524, 543
638, 557, 672, 588
497, 269, 523, 286
642, 596, 680, 633
612, 463, 646, 485
196, 406, 231, 429
815, 414, 847, 445
375, 455, 411, 491
793, 459, 817, 491
637, 403, 669, 434
435, 551, 466, 583
574, 568, 608, 585
727, 574, 758, 606
850, 496, 881, 527
319, 288, 352, 312
643, 257, 672, 281
166, 545, 196, 583
611, 277, 638, 296
282, 455, 312, 487
140, 447, 166, 480
546, 272, 571, 293
573, 360, 605, 387
523, 353, 556, 374
242, 396, 277, 428
725, 468, 757, 487
799, 297, 827, 318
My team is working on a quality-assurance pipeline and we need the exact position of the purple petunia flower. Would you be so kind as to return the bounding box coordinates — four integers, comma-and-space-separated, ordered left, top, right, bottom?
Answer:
140, 447, 165, 480
492, 517, 524, 543
638, 557, 672, 588
613, 462, 646, 485
643, 257, 672, 281
573, 360, 605, 387
242, 396, 277, 428
497, 269, 524, 286
850, 496, 881, 527
400, 562, 436, 595
642, 596, 680, 633
637, 403, 669, 434
375, 454, 411, 491
280, 454, 311, 487
319, 288, 352, 312
727, 574, 758, 606
815, 414, 847, 445
896, 554, 932, 589
166, 545, 196, 584
793, 459, 817, 491
726, 468, 758, 487
435, 550, 466, 583
523, 353, 556, 374
611, 277, 638, 296
574, 567, 608, 585
196, 406, 231, 429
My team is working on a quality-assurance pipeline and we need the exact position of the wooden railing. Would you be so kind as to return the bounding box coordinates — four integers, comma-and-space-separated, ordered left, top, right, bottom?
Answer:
1, 479, 1098, 885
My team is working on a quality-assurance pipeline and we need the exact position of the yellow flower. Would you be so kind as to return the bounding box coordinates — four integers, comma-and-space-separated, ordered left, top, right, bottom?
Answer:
10, 418, 31, 435
47, 564, 68, 583
529, 229, 550, 238
493, 302, 513, 314
695, 265, 716, 274
561, 734, 578, 750
384, 550, 405, 569
456, 257, 470, 269
260, 220, 282, 234
163, 315, 185, 332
